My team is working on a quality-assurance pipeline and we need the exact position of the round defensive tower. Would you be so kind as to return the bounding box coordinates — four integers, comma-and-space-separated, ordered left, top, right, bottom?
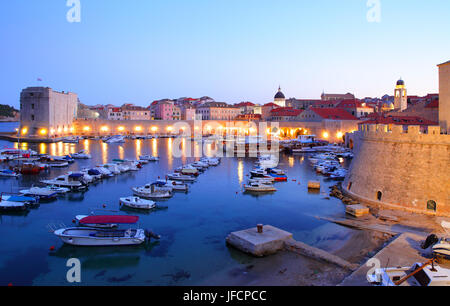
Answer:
343, 123, 450, 216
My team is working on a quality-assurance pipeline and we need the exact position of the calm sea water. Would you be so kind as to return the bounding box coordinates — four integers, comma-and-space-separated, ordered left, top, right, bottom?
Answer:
0, 122, 354, 286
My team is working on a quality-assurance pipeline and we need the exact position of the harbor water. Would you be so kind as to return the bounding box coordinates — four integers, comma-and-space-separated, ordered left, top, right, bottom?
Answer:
0, 122, 355, 285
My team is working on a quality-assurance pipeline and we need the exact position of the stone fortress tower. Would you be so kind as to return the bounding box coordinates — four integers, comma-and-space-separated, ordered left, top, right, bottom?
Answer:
274, 86, 286, 107
343, 62, 450, 217
394, 79, 407, 111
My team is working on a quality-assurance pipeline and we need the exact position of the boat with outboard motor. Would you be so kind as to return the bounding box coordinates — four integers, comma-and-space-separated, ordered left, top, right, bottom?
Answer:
54, 215, 160, 246
119, 196, 156, 210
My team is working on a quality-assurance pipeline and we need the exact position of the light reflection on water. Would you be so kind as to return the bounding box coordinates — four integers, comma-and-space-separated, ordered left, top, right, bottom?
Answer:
0, 134, 352, 286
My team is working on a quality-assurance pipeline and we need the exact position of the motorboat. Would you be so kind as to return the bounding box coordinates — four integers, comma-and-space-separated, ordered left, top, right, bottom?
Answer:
102, 164, 121, 175
20, 187, 58, 201
41, 174, 87, 191
120, 196, 156, 210
95, 166, 114, 178
0, 200, 28, 212
368, 259, 450, 286
82, 169, 103, 181
1, 193, 39, 209
167, 173, 196, 182
180, 166, 199, 176
244, 181, 277, 193
156, 179, 189, 192
71, 150, 92, 159
54, 215, 151, 246
191, 161, 209, 169
250, 168, 270, 178
139, 155, 159, 162
45, 185, 71, 194
49, 161, 69, 168
248, 177, 275, 184
200, 157, 221, 166
267, 168, 288, 181
63, 136, 79, 144
132, 184, 173, 200
0, 169, 21, 178
104, 135, 126, 144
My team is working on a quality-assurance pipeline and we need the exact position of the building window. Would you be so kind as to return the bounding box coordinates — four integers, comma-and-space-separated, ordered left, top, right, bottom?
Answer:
427, 200, 437, 212
376, 191, 382, 201
31, 104, 35, 110
31, 115, 35, 121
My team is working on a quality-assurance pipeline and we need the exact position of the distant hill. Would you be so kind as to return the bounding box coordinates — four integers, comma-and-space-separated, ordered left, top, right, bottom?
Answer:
0, 104, 19, 120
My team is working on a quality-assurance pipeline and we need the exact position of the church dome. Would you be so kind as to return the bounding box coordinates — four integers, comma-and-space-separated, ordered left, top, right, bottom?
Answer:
274, 87, 285, 99
396, 79, 405, 86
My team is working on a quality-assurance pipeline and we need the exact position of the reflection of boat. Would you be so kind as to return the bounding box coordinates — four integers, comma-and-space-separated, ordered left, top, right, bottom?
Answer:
368, 259, 450, 286
120, 196, 156, 210
54, 216, 149, 246
167, 173, 196, 182
132, 184, 173, 199
0, 169, 21, 178
244, 181, 277, 192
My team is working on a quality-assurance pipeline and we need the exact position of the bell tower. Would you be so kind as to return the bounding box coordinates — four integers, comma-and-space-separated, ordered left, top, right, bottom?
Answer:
394, 79, 407, 111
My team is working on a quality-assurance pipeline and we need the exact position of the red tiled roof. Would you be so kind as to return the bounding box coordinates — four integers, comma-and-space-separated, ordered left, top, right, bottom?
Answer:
236, 102, 255, 107
336, 99, 372, 109
270, 107, 303, 117
360, 115, 438, 126
425, 99, 439, 108
263, 103, 280, 108
311, 108, 358, 120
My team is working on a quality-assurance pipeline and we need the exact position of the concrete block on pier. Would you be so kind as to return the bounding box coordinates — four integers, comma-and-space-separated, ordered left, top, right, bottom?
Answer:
346, 204, 370, 217
308, 181, 321, 189
226, 225, 293, 257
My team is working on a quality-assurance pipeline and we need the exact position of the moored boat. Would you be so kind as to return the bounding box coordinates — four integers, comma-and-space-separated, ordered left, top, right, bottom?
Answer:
167, 173, 196, 182
244, 181, 277, 192
119, 196, 156, 210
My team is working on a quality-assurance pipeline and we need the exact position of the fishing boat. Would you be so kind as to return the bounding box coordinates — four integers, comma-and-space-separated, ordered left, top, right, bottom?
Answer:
156, 179, 189, 192
71, 150, 92, 159
132, 184, 173, 199
167, 173, 196, 182
139, 155, 159, 162
119, 196, 156, 210
54, 215, 153, 246
0, 169, 21, 178
244, 181, 277, 193
19, 187, 58, 201
368, 259, 450, 286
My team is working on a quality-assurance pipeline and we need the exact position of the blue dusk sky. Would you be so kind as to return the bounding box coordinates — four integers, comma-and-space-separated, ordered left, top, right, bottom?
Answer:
0, 0, 449, 108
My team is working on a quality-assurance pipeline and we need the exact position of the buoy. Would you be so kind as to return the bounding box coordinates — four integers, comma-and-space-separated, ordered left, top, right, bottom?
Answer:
49, 246, 55, 251
72, 219, 76, 223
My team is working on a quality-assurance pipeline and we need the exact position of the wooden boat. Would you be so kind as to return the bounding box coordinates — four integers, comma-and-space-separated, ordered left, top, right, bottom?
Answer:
120, 196, 156, 210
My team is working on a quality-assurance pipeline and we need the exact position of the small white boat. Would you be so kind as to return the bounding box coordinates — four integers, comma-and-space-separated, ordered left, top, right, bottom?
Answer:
201, 157, 221, 166
102, 164, 121, 175
132, 185, 173, 199
191, 161, 209, 169
139, 155, 159, 162
95, 166, 114, 177
71, 150, 92, 159
120, 196, 156, 210
368, 259, 450, 286
244, 181, 277, 192
49, 161, 69, 168
167, 173, 196, 182
179, 166, 199, 176
104, 135, 126, 144
0, 169, 21, 178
